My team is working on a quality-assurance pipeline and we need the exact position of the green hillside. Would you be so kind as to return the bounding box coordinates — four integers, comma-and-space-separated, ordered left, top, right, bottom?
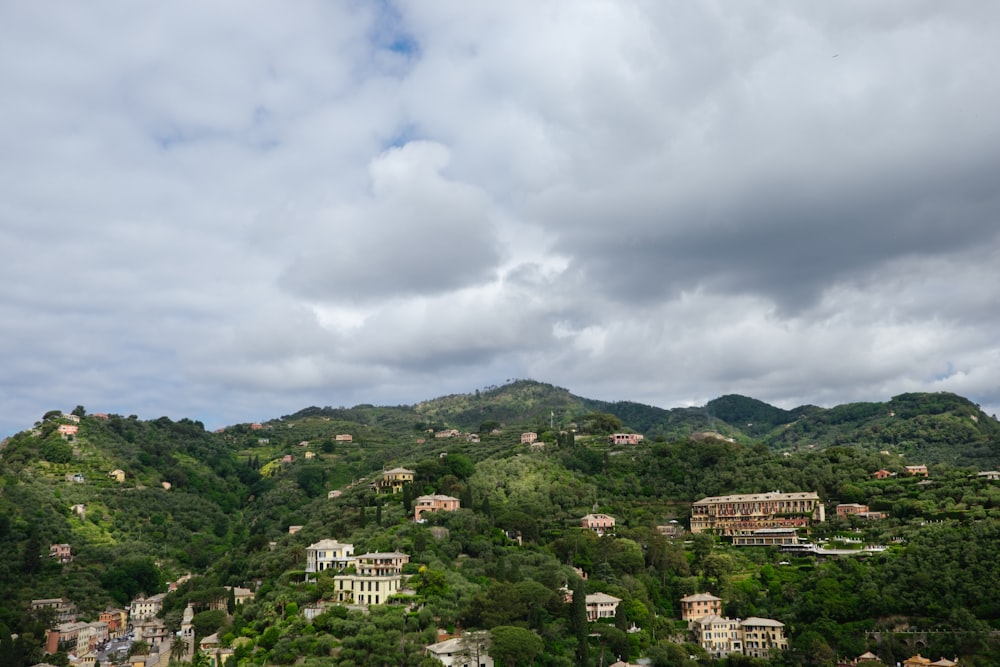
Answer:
3, 385, 1000, 666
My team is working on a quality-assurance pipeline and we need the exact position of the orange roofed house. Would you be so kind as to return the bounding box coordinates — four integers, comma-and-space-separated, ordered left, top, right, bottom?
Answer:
414, 494, 460, 521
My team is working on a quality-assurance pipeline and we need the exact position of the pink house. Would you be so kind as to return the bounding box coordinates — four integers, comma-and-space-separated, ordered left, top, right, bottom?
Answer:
58, 424, 79, 438
414, 494, 461, 521
581, 513, 616, 535
50, 544, 73, 563
609, 433, 644, 445
873, 469, 895, 479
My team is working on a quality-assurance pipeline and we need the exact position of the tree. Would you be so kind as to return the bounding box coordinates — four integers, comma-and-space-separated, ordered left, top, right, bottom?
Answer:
129, 640, 151, 657
457, 631, 491, 667
490, 626, 543, 667
571, 578, 590, 666
71, 405, 86, 417
169, 636, 188, 664
21, 531, 42, 576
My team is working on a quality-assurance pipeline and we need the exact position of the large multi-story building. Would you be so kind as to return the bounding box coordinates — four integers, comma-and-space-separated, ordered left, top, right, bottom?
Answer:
31, 598, 78, 623
129, 593, 167, 621
693, 615, 742, 657
740, 617, 789, 658
690, 491, 824, 536
691, 615, 787, 659
332, 551, 410, 606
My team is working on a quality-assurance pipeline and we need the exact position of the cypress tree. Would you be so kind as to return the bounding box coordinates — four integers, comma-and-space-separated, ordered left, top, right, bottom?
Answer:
571, 578, 590, 666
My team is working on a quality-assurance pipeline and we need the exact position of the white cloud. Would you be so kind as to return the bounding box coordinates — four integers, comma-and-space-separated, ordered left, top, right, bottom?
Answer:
2, 1, 1000, 435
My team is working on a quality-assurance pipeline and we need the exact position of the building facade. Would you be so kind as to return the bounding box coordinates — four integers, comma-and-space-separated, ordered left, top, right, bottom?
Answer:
373, 467, 415, 493
690, 491, 824, 536
414, 494, 460, 521
306, 540, 355, 574
585, 593, 622, 621
740, 617, 788, 659
731, 528, 800, 546
581, 513, 616, 535
332, 551, 410, 606
680, 593, 722, 623
424, 633, 494, 667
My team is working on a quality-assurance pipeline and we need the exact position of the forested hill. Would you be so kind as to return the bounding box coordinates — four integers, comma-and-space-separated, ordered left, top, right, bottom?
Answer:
282, 381, 1000, 466
3, 384, 1000, 665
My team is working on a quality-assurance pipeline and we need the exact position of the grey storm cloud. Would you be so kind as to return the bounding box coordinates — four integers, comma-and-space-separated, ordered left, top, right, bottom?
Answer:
2, 1, 1000, 435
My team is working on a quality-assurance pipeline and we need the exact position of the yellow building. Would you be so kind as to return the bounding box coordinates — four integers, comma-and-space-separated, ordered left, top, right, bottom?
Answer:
373, 467, 415, 493
690, 491, 824, 536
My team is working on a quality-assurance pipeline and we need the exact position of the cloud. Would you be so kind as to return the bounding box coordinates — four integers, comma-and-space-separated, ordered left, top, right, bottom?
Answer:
2, 1, 1000, 435
279, 141, 502, 302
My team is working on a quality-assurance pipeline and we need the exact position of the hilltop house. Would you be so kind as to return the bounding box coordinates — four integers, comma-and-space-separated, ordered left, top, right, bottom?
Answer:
373, 467, 415, 494
415, 494, 461, 521
335, 434, 353, 442
424, 632, 494, 667
585, 592, 622, 621
58, 424, 78, 438
680, 593, 722, 624
690, 491, 824, 536
581, 513, 616, 535
609, 433, 644, 445
306, 540, 355, 574
332, 551, 410, 606
520, 432, 538, 444
49, 543, 73, 563
905, 465, 929, 477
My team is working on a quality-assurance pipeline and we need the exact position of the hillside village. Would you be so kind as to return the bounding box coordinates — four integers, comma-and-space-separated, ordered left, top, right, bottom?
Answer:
2, 382, 1000, 667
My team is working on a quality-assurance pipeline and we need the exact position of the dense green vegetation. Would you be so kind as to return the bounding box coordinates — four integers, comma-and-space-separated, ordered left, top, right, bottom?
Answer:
1, 382, 1000, 666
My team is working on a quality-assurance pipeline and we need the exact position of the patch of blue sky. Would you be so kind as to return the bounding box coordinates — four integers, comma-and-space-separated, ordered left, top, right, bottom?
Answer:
382, 123, 421, 151
369, 0, 419, 60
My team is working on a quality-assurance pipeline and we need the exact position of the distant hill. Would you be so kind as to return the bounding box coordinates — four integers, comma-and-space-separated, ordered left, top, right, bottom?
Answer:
285, 381, 1000, 466
763, 392, 1000, 466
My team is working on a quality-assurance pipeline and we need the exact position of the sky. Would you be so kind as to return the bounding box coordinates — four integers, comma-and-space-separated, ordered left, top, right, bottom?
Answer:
2, 1, 1000, 437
